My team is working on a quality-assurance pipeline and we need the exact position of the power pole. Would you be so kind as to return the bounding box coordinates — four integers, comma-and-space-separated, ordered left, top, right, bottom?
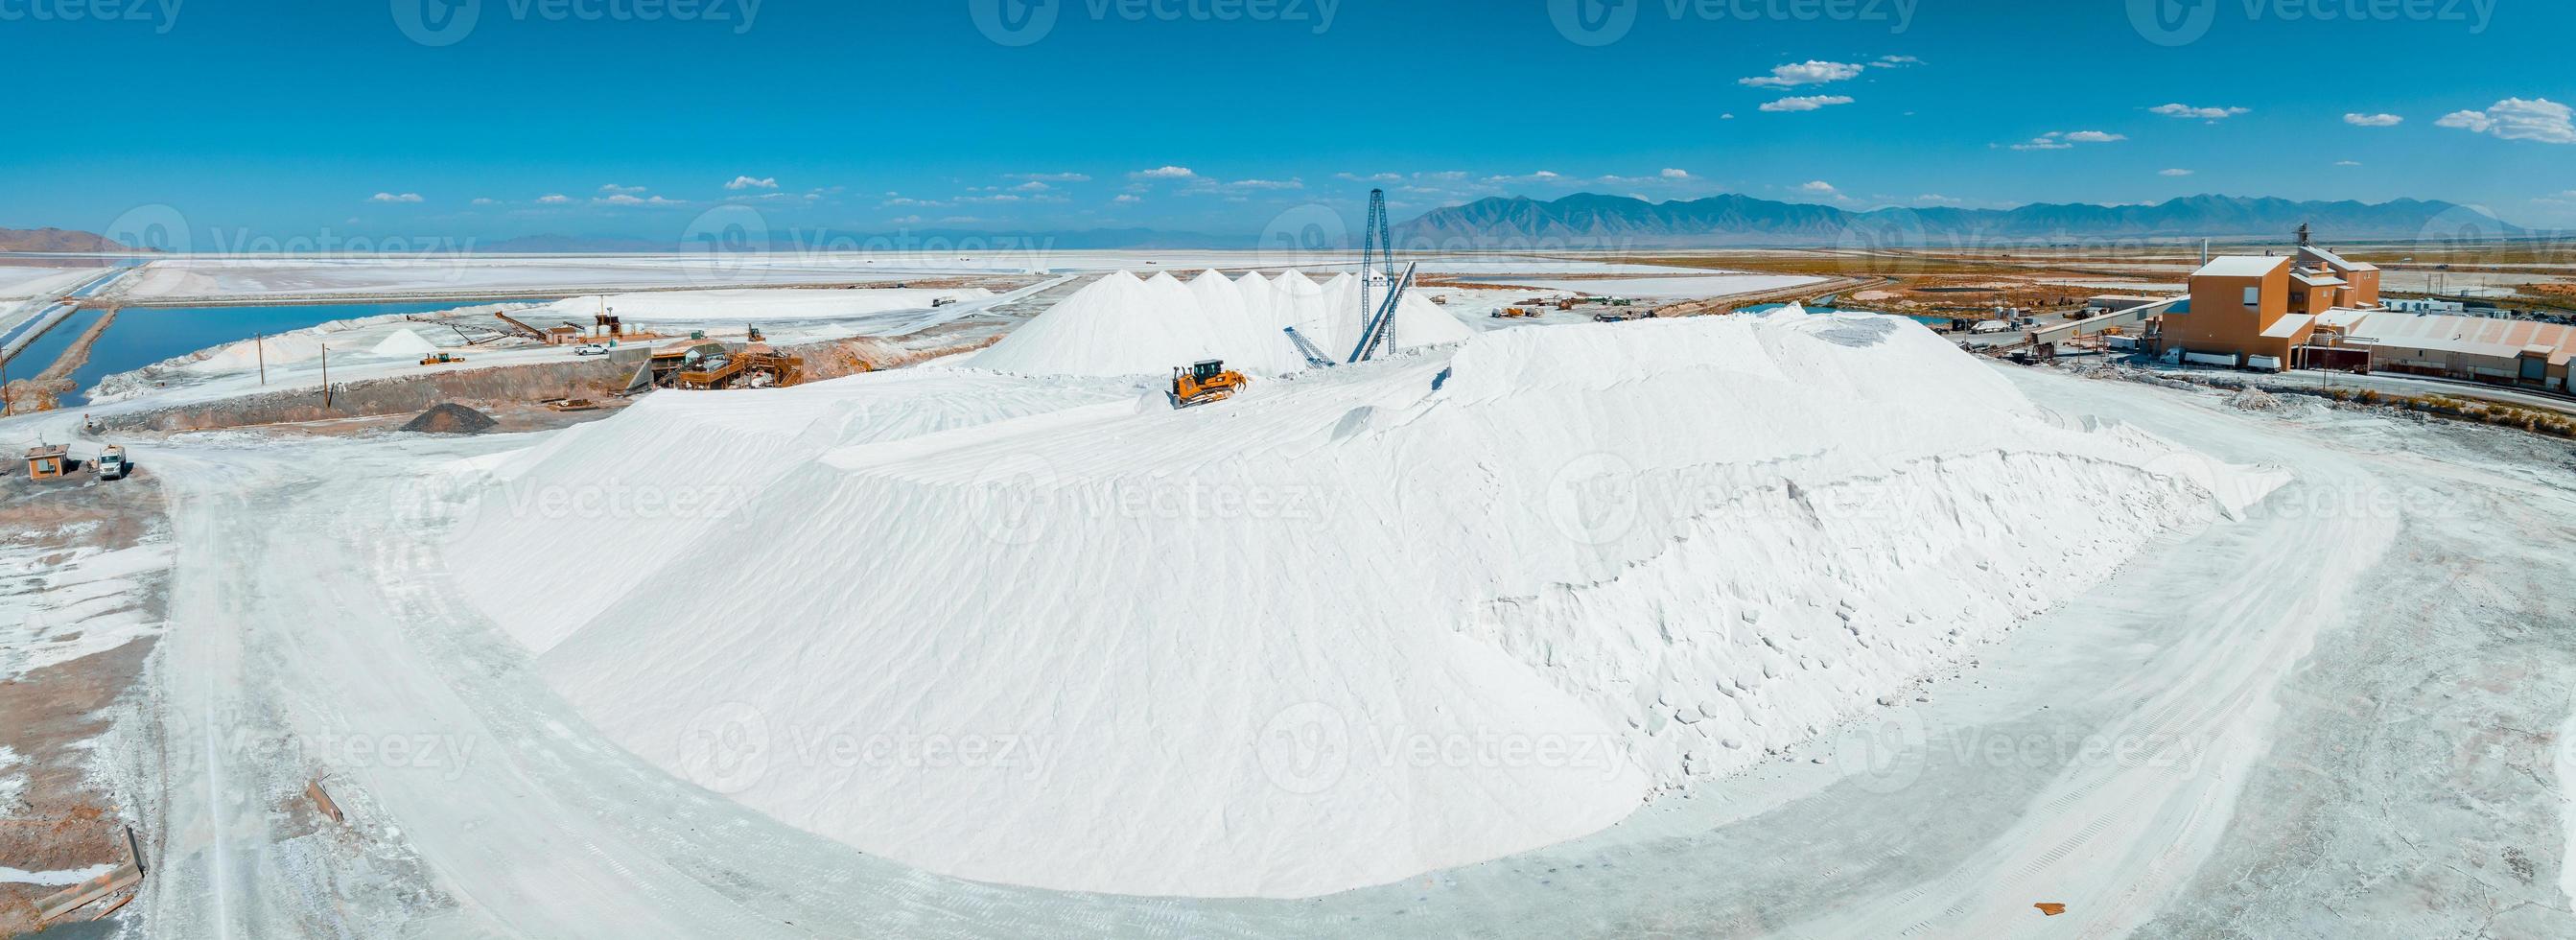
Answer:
320, 343, 331, 411
257, 333, 266, 386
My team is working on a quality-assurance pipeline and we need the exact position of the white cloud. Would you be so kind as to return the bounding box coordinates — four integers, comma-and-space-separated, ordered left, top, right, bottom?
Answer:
2344, 112, 2404, 128
2150, 103, 2250, 120
1740, 60, 1863, 88
1006, 172, 1092, 183
1337, 172, 1404, 183
2436, 98, 2576, 144
2161, 168, 2194, 176
598, 183, 647, 195
368, 192, 423, 203
596, 194, 687, 206
1113, 194, 1141, 203
724, 176, 779, 190
2009, 130, 2123, 151
1760, 95, 1854, 113
1721, 113, 1736, 120
1915, 194, 1962, 205
537, 194, 573, 204
1226, 178, 1304, 190
1011, 180, 1052, 192
2335, 160, 2364, 167
1661, 168, 1692, 179
2019, 129, 2122, 150
1798, 180, 1838, 194
1130, 166, 1199, 180
1871, 55, 1922, 68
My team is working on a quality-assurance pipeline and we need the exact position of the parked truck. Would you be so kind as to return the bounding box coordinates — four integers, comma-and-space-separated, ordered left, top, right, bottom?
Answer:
95, 445, 130, 481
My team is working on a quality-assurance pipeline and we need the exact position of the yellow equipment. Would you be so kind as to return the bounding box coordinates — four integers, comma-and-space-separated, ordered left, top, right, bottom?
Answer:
1170, 360, 1249, 409
419, 353, 467, 366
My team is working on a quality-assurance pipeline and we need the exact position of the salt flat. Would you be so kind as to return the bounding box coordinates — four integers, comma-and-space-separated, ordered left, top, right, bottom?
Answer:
1466, 273, 1824, 298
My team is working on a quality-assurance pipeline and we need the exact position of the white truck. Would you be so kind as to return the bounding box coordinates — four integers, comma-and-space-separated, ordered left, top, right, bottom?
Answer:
95, 445, 129, 481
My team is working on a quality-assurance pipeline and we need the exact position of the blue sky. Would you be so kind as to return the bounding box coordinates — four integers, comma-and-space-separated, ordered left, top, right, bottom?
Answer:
7, 0, 2572, 247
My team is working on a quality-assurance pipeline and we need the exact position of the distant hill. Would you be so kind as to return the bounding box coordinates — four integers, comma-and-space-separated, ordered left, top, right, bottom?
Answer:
1394, 194, 2523, 247
0, 227, 147, 252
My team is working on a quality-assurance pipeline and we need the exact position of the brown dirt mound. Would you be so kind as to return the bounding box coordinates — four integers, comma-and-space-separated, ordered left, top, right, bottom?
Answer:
401, 402, 498, 435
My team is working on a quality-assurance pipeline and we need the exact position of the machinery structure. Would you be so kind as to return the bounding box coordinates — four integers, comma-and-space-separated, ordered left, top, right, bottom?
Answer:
1276, 187, 1420, 368
651, 337, 806, 390
1170, 359, 1249, 409
1347, 189, 1417, 364
419, 353, 468, 366
1347, 261, 1417, 363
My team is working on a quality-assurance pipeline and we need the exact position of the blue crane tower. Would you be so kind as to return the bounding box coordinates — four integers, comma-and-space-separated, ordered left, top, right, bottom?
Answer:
1281, 188, 1417, 366
1346, 189, 1416, 364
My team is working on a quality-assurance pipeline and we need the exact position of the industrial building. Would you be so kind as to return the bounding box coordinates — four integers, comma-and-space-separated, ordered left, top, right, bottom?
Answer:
2150, 228, 2570, 390
2323, 309, 2573, 391
2162, 237, 2386, 371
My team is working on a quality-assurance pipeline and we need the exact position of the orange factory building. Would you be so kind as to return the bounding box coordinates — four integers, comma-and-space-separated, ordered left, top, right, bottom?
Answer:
2161, 243, 2383, 370
2153, 234, 2572, 390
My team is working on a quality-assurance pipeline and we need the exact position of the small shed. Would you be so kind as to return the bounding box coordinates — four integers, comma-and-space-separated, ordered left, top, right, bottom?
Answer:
25, 444, 70, 480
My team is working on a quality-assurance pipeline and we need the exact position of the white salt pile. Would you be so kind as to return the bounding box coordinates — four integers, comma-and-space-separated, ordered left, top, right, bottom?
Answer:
448, 309, 2279, 899
974, 270, 1475, 376
368, 328, 439, 359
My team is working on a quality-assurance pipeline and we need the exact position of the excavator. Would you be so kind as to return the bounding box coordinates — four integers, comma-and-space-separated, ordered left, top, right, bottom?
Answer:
1170, 360, 1249, 409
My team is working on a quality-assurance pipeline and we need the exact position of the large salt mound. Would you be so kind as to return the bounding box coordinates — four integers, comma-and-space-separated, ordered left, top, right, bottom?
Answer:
368, 328, 439, 359
974, 269, 1474, 376
446, 311, 2280, 899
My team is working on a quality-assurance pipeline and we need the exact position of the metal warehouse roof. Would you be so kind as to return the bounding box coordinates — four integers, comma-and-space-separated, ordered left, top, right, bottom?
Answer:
2354, 312, 2576, 364
2193, 256, 2289, 278
2300, 245, 2377, 272
2261, 314, 2317, 339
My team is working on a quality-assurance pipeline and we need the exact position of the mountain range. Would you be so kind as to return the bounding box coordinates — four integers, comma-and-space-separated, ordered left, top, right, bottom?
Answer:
481, 227, 1229, 253
1393, 194, 2524, 247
